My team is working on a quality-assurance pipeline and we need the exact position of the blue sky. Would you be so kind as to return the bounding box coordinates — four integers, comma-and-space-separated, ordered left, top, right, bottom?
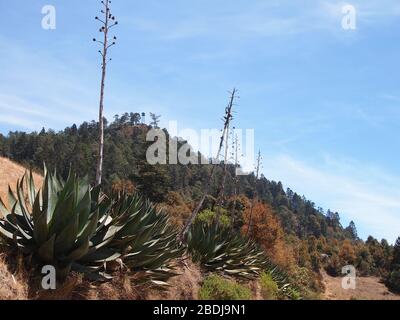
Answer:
0, 0, 399, 242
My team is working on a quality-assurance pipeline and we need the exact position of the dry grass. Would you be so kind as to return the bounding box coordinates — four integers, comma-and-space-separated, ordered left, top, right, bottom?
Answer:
144, 259, 202, 300
30, 273, 138, 300
0, 254, 29, 300
0, 157, 43, 208
322, 270, 400, 300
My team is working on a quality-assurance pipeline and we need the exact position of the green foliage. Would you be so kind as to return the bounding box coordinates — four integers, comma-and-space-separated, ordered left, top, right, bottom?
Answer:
0, 169, 183, 283
1, 117, 356, 243
187, 221, 269, 279
387, 237, 400, 292
198, 275, 252, 300
260, 272, 279, 300
109, 192, 184, 285
3, 114, 394, 294
392, 237, 400, 267
387, 269, 400, 293
0, 169, 110, 278
325, 254, 341, 277
196, 209, 231, 228
187, 221, 300, 299
266, 262, 302, 300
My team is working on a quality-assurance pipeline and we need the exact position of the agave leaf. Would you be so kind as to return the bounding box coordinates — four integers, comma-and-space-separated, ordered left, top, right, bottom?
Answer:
38, 234, 56, 263
64, 237, 90, 262
76, 189, 92, 231
49, 192, 75, 235
33, 210, 49, 245
32, 190, 43, 224
7, 186, 17, 210
55, 213, 79, 254
0, 196, 9, 218
16, 178, 34, 231
26, 170, 36, 208
76, 211, 99, 247
0, 221, 17, 241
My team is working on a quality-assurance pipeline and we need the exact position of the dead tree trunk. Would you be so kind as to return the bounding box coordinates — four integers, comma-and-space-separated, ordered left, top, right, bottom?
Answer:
179, 89, 236, 241
246, 150, 262, 236
231, 134, 240, 227
214, 120, 231, 222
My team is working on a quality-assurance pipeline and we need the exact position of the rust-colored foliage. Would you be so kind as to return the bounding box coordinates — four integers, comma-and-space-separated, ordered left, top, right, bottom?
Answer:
159, 191, 193, 227
339, 239, 357, 265
111, 179, 136, 194
242, 201, 295, 270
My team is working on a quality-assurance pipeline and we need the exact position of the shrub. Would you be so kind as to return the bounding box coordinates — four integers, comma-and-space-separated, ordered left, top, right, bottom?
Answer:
242, 201, 295, 270
260, 272, 279, 300
198, 275, 252, 300
160, 191, 192, 227
196, 209, 230, 227
325, 254, 341, 277
387, 269, 400, 293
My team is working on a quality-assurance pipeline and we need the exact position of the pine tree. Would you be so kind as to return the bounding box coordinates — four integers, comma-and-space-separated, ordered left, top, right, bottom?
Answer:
149, 113, 161, 128
345, 221, 358, 240
393, 237, 400, 268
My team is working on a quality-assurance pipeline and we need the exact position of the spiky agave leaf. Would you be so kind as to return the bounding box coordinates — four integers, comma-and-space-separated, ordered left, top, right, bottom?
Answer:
187, 221, 270, 279
0, 169, 184, 284
187, 221, 301, 298
0, 169, 113, 278
108, 193, 184, 285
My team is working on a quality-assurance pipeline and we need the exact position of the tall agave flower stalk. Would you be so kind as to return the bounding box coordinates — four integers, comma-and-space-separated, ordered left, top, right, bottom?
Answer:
0, 168, 183, 284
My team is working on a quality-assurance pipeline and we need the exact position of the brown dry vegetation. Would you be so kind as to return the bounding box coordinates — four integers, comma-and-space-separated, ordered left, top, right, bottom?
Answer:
242, 201, 296, 271
0, 157, 43, 207
146, 260, 202, 300
322, 271, 400, 300
0, 254, 28, 300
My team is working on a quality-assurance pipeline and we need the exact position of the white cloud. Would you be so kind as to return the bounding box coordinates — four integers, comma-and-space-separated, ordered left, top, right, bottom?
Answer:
127, 0, 400, 42
264, 154, 400, 243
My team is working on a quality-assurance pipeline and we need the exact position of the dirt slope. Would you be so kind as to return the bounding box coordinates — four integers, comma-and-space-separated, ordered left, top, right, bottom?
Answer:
0, 157, 43, 205
322, 271, 400, 300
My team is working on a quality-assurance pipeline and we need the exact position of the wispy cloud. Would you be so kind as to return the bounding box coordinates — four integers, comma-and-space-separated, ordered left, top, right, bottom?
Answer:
0, 36, 101, 131
264, 154, 400, 243
127, 0, 400, 42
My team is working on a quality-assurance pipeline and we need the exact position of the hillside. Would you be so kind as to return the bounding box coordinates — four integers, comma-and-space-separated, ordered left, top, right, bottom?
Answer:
322, 271, 400, 300
1, 116, 399, 299
0, 117, 358, 241
0, 157, 42, 204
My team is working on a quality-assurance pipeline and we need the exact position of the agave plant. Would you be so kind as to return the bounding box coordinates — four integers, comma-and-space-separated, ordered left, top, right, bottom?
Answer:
187, 221, 270, 279
0, 168, 183, 284
0, 169, 112, 278
263, 259, 302, 300
187, 221, 301, 299
105, 193, 184, 285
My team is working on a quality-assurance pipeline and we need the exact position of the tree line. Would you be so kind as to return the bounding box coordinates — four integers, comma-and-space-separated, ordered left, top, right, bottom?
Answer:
0, 113, 399, 294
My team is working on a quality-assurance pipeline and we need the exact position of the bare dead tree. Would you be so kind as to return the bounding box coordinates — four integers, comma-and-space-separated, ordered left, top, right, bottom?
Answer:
179, 88, 237, 241
246, 150, 262, 236
230, 132, 240, 227
214, 100, 236, 221
93, 0, 118, 186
